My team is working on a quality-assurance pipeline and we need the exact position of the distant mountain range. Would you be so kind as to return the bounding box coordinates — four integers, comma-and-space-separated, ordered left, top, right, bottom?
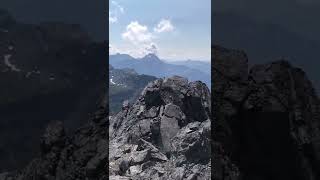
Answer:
165, 59, 211, 74
109, 53, 211, 87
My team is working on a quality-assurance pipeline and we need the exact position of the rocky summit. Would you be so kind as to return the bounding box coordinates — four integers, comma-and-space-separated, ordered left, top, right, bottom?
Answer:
0, 76, 212, 180
109, 76, 211, 179
212, 45, 320, 180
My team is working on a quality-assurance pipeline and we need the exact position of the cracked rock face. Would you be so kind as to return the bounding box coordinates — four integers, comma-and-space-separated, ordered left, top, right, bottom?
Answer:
213, 45, 320, 180
109, 76, 212, 180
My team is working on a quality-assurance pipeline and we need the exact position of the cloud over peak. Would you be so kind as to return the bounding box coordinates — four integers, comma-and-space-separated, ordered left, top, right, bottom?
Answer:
121, 21, 158, 57
122, 21, 154, 44
154, 19, 174, 33
144, 43, 158, 55
117, 19, 175, 58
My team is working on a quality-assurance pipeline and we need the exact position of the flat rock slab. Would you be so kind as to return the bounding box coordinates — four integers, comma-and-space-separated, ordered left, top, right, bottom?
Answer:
160, 114, 180, 152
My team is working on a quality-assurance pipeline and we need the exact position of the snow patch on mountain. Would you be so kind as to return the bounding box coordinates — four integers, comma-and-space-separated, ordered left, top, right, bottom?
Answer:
4, 54, 21, 72
110, 78, 116, 85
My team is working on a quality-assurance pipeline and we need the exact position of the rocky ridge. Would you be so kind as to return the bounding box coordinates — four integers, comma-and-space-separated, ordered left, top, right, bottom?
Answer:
212, 45, 320, 180
109, 76, 212, 179
0, 76, 212, 180
0, 98, 108, 180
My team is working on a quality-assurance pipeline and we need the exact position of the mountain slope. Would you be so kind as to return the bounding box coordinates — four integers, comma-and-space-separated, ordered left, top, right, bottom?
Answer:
0, 9, 107, 172
109, 65, 156, 114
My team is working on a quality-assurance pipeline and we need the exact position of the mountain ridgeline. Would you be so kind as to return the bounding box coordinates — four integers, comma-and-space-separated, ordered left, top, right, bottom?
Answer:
109, 53, 211, 88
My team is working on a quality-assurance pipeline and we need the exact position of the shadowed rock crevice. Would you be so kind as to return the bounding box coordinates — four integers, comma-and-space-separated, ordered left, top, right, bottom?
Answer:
233, 111, 304, 180
144, 89, 165, 109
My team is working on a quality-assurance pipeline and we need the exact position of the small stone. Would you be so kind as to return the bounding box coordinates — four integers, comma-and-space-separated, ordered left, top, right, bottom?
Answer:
122, 100, 130, 110
130, 149, 150, 164
129, 165, 142, 175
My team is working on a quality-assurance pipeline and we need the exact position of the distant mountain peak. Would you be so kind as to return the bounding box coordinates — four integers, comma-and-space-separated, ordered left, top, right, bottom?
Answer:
142, 53, 161, 61
109, 53, 135, 61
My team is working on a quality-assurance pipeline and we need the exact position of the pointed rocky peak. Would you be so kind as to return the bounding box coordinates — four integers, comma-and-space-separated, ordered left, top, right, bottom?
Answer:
140, 53, 162, 62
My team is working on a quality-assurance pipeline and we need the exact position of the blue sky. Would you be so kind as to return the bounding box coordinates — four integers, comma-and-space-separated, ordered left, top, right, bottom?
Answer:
109, 0, 211, 61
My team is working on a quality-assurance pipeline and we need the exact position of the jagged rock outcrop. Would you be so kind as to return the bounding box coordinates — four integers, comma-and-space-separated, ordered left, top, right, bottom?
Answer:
213, 45, 320, 180
0, 76, 211, 180
0, 97, 109, 180
109, 76, 212, 179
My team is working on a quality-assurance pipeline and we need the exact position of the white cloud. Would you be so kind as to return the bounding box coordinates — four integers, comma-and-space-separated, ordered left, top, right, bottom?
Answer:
112, 1, 124, 13
116, 19, 175, 57
154, 19, 174, 33
109, 44, 120, 55
121, 21, 160, 57
122, 21, 154, 44
109, 1, 124, 24
109, 12, 118, 24
109, 43, 158, 57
